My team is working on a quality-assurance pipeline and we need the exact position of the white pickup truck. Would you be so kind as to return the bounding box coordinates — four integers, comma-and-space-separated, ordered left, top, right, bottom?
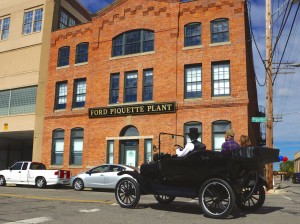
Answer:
0, 161, 71, 188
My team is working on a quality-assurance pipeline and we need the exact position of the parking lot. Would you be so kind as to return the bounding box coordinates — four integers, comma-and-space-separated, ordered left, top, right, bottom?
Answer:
0, 180, 299, 224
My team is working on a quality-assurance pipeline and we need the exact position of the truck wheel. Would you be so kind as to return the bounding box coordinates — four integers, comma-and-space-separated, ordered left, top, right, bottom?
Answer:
73, 178, 84, 191
0, 176, 6, 186
115, 177, 140, 208
199, 178, 235, 219
36, 177, 47, 188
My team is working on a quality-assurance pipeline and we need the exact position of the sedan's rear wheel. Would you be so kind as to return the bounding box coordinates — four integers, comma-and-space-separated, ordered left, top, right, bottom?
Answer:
73, 178, 84, 191
115, 178, 140, 208
199, 178, 235, 219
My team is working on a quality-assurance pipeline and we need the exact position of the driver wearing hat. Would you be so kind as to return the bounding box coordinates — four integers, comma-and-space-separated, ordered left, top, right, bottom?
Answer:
176, 128, 206, 157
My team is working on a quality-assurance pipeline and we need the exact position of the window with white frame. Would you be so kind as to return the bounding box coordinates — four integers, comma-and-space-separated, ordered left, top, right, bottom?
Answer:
70, 128, 84, 165
212, 120, 231, 151
23, 8, 43, 35
0, 17, 10, 40
143, 69, 153, 101
55, 81, 67, 110
107, 141, 114, 164
51, 129, 64, 165
144, 139, 152, 163
185, 64, 202, 99
73, 78, 86, 108
124, 71, 138, 103
212, 61, 230, 96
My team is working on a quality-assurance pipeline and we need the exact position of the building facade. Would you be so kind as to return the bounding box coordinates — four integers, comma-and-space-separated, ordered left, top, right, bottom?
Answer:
43, 0, 260, 174
0, 0, 90, 169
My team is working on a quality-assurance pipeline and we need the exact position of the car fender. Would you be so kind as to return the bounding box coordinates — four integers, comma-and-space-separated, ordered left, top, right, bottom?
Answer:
118, 171, 148, 194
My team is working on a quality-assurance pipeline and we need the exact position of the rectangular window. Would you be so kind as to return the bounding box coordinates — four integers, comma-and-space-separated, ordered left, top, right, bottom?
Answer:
212, 62, 230, 96
185, 64, 202, 99
55, 82, 67, 110
184, 122, 202, 144
143, 69, 153, 101
110, 73, 120, 104
23, 8, 43, 34
124, 71, 138, 103
73, 79, 86, 108
59, 9, 77, 29
0, 86, 37, 116
70, 128, 84, 165
0, 17, 10, 40
52, 130, 64, 165
107, 141, 114, 164
144, 139, 152, 163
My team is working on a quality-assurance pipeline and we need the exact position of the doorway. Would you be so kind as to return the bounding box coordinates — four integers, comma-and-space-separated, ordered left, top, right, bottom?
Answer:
120, 140, 138, 167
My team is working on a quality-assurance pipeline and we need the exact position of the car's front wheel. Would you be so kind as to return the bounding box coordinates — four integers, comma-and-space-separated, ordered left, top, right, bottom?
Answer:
115, 177, 140, 208
73, 178, 84, 191
199, 178, 235, 219
0, 176, 6, 186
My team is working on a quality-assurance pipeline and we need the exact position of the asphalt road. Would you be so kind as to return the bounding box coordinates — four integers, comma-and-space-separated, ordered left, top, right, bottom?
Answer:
0, 180, 299, 224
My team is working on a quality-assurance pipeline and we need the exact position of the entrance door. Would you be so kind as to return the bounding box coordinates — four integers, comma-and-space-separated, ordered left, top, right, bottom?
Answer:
120, 140, 138, 167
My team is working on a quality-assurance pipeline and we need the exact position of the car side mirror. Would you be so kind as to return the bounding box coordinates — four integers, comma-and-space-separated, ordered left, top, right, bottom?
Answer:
86, 171, 91, 175
153, 145, 158, 153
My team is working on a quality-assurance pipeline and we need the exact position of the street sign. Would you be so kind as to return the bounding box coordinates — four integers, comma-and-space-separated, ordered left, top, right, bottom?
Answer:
251, 117, 266, 123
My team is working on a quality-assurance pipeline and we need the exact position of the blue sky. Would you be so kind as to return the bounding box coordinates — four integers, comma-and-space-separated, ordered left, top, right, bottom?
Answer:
78, 0, 300, 170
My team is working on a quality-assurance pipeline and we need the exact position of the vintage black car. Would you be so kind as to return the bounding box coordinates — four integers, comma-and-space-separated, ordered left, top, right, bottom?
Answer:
114, 133, 279, 219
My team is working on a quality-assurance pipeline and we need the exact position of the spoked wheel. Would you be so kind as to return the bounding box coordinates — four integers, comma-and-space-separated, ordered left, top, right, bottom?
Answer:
115, 177, 140, 208
199, 178, 235, 219
236, 185, 265, 211
154, 194, 176, 204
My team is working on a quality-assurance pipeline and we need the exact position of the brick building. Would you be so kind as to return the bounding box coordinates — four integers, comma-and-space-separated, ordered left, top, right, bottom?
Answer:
43, 0, 260, 174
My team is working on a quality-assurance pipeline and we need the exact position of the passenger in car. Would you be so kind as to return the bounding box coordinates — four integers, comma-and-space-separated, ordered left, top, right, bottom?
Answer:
176, 128, 206, 157
221, 129, 240, 152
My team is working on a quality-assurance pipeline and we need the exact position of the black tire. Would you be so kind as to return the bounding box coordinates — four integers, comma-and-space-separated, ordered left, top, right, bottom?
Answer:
73, 178, 84, 191
236, 185, 265, 211
115, 177, 140, 208
199, 178, 236, 219
0, 176, 6, 186
36, 177, 46, 188
154, 194, 176, 204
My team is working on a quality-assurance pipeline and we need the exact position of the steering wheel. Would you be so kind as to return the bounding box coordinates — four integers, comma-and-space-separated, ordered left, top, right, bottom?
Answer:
174, 144, 183, 150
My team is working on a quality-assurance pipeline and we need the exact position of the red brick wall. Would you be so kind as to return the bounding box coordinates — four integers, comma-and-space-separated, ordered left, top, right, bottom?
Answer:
42, 0, 259, 175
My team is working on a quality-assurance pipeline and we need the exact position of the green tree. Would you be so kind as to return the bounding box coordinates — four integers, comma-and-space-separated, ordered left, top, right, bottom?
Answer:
279, 160, 294, 173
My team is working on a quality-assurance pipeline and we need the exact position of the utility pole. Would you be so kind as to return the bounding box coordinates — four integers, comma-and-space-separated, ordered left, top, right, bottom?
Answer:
266, 0, 274, 189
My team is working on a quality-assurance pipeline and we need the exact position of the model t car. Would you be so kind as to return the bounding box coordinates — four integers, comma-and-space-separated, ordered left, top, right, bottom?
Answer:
114, 132, 279, 219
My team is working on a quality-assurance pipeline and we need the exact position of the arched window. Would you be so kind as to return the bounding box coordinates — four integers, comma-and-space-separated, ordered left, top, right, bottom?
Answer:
51, 129, 65, 165
57, 46, 70, 67
70, 128, 84, 165
211, 18, 229, 43
112, 29, 154, 57
212, 120, 231, 151
184, 22, 201, 47
120, 125, 139, 136
184, 121, 202, 144
75, 42, 89, 64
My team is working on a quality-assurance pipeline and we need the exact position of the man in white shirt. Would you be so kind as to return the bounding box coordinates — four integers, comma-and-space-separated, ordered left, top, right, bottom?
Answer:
176, 128, 206, 157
